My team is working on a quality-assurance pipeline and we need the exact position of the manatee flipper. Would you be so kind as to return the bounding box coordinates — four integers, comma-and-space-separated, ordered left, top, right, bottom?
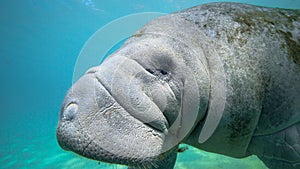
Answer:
248, 122, 300, 169
128, 147, 178, 169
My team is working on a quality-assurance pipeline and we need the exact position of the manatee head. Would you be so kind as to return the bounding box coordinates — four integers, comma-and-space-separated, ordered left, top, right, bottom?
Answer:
56, 17, 209, 168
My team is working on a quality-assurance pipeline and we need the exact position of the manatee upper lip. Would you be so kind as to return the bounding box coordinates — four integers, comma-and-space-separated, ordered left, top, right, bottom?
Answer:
92, 73, 169, 134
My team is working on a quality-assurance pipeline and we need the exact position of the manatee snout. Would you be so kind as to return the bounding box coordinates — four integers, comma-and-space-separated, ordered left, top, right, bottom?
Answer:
56, 54, 178, 166
57, 74, 103, 153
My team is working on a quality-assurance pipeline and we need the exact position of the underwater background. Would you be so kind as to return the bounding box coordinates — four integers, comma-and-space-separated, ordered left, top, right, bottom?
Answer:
1, 0, 299, 168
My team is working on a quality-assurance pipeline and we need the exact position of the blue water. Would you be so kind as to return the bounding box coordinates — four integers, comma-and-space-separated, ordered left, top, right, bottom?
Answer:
0, 0, 299, 168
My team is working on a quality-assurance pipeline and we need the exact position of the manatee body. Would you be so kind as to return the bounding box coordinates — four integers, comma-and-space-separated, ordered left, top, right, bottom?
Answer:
56, 3, 300, 169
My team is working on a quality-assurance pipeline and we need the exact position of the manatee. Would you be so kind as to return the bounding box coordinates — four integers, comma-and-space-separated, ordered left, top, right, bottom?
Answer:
56, 2, 300, 169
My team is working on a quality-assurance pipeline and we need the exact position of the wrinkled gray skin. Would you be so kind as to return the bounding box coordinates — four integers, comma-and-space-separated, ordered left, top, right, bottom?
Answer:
57, 2, 300, 169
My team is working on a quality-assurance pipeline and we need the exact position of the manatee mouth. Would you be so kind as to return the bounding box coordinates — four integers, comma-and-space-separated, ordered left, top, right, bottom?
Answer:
57, 109, 166, 168
57, 107, 165, 168
57, 122, 145, 166
56, 74, 168, 167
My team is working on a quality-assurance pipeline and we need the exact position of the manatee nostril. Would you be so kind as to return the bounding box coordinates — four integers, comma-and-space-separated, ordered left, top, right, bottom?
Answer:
63, 103, 78, 121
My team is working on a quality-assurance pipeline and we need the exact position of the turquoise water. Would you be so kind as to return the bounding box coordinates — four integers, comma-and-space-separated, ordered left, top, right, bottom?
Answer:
0, 0, 299, 169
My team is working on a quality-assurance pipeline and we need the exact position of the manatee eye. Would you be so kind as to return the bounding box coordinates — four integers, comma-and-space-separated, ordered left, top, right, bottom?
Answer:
146, 68, 168, 76
159, 69, 168, 75
146, 68, 170, 81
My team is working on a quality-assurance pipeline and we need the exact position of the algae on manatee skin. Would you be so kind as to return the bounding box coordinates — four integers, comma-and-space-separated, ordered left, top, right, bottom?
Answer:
230, 8, 300, 67
278, 30, 300, 65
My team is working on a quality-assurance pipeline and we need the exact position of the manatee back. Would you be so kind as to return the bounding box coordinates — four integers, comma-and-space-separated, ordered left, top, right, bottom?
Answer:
176, 2, 300, 157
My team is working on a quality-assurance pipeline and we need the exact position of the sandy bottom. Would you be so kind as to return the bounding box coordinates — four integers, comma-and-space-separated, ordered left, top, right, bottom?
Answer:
0, 134, 267, 169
